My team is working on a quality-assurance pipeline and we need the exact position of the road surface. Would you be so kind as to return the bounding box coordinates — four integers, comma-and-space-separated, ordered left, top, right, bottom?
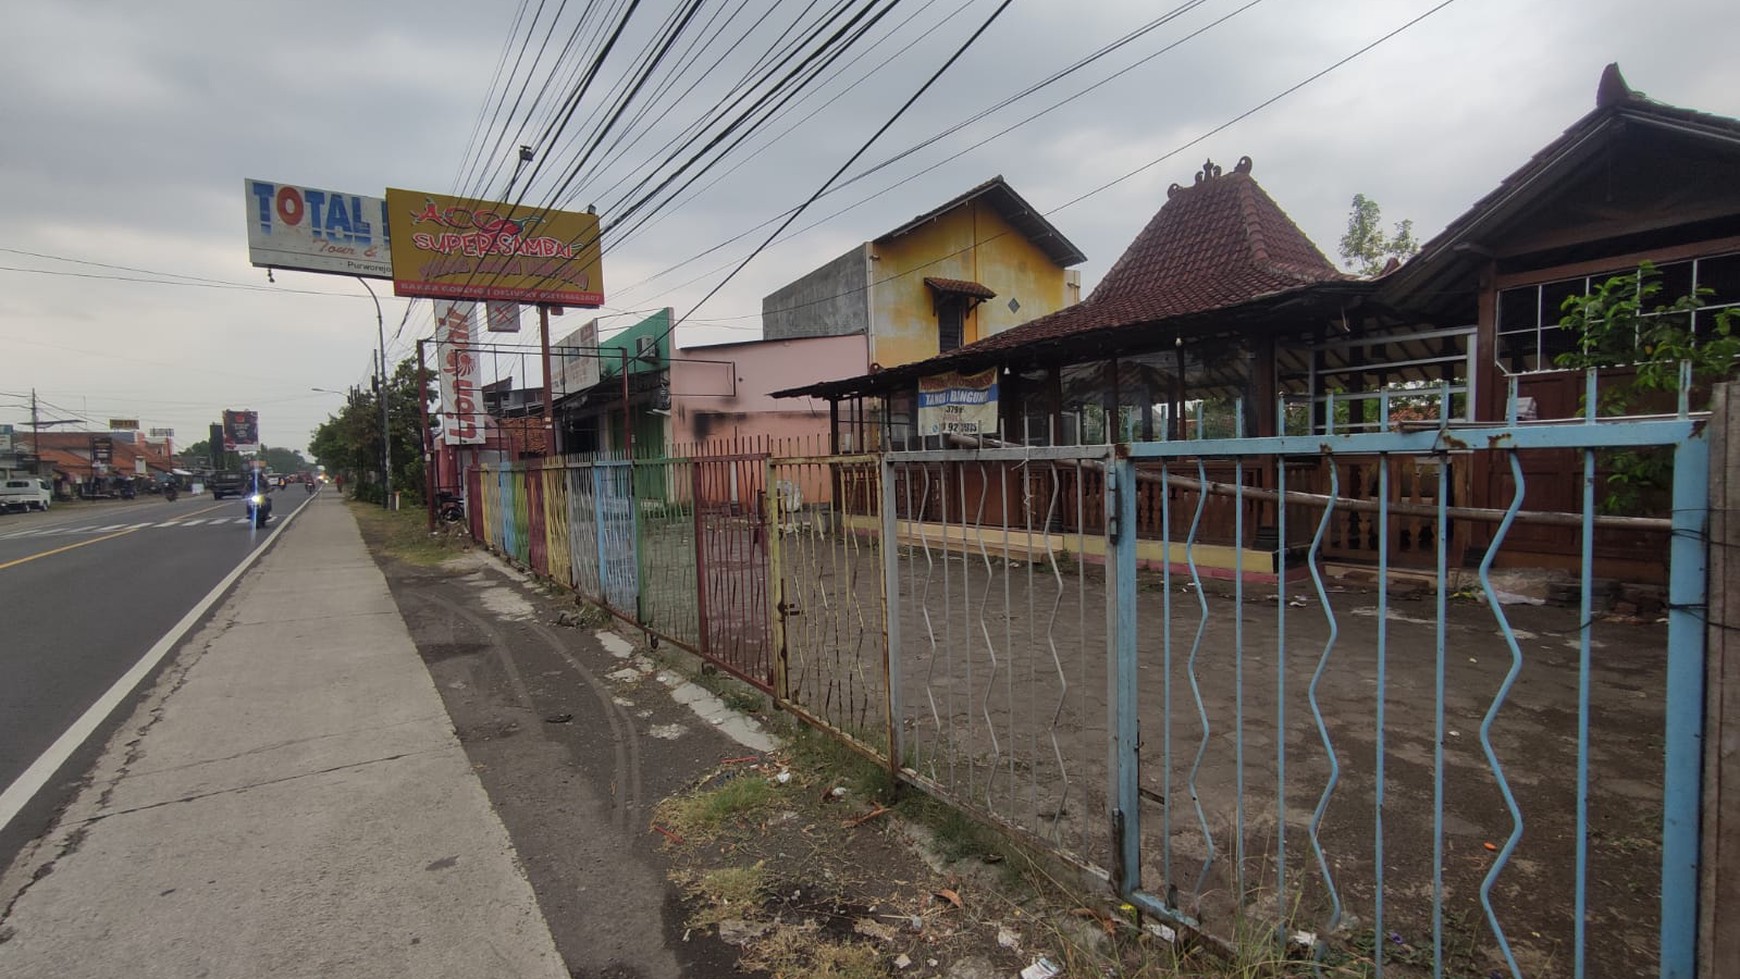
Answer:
0, 487, 316, 866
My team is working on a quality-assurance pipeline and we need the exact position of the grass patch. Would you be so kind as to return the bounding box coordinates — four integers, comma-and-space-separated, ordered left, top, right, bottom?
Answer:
656, 773, 778, 841
782, 725, 897, 804
741, 925, 885, 979
682, 862, 770, 928
349, 500, 468, 567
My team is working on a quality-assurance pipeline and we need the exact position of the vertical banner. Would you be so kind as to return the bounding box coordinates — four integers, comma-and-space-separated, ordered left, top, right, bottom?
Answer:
222, 409, 260, 454
917, 369, 999, 436
436, 300, 485, 445
485, 301, 522, 333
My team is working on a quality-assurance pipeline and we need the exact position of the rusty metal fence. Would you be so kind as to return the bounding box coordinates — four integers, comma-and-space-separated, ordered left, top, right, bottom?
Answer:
468, 384, 1715, 978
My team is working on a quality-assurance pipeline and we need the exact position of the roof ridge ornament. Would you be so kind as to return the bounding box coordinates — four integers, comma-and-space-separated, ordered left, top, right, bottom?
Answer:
1194, 159, 1223, 184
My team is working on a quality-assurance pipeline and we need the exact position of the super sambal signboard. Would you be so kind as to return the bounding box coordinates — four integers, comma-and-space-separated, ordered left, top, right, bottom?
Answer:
384, 189, 603, 307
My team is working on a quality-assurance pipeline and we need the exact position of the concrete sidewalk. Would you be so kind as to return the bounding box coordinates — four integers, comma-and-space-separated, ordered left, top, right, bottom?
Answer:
0, 493, 567, 978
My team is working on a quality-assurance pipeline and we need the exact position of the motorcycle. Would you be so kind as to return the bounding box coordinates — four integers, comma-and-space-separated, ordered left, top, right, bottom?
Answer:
244, 475, 272, 528
437, 491, 465, 524
304, 479, 315, 495
164, 484, 178, 502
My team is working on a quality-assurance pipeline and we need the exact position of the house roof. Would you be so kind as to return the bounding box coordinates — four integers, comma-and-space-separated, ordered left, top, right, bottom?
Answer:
30, 431, 177, 476
879, 176, 1087, 268
1381, 63, 1740, 312
922, 276, 996, 300
776, 157, 1354, 399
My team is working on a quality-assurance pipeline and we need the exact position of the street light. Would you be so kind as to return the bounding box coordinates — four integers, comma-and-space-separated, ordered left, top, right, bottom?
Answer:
356, 277, 390, 509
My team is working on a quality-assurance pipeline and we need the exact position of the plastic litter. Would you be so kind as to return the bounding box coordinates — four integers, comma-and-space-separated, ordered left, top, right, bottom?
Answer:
1019, 957, 1061, 979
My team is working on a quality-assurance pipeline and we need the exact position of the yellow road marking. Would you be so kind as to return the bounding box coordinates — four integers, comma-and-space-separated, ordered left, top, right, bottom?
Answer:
0, 527, 146, 571
0, 500, 238, 571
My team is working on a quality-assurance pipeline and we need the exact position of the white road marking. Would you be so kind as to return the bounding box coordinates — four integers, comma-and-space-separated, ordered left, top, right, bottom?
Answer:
0, 498, 309, 835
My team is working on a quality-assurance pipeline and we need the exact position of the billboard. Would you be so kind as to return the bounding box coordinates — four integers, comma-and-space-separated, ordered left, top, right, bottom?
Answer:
918, 369, 999, 437
0, 424, 11, 454
552, 318, 601, 397
223, 409, 260, 454
384, 188, 603, 307
435, 301, 484, 445
109, 419, 139, 431
485, 301, 522, 333
245, 179, 393, 279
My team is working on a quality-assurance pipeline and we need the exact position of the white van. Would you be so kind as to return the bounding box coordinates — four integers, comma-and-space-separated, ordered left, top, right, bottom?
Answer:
0, 477, 52, 512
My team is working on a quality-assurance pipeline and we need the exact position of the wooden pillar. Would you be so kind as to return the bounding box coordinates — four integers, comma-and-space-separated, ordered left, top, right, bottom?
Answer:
1702, 381, 1740, 979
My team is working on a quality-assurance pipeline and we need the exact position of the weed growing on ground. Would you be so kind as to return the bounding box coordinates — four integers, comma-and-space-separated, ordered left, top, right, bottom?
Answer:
655, 773, 777, 842
349, 501, 469, 566
681, 862, 770, 928
742, 925, 884, 979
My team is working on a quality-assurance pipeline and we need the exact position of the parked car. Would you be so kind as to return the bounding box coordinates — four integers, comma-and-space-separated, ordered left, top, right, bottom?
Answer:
1, 477, 52, 512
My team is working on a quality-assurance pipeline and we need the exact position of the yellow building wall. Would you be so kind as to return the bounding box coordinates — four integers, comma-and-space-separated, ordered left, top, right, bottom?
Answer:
867, 200, 1073, 369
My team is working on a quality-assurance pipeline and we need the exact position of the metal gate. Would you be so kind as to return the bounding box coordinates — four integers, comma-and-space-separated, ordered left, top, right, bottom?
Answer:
881, 383, 1708, 978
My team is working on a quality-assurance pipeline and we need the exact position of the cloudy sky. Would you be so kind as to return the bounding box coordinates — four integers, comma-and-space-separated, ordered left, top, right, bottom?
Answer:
3, 0, 1737, 454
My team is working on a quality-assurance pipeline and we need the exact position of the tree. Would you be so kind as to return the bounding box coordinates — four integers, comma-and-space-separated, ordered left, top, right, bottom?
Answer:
1338, 194, 1419, 277
309, 357, 433, 504
1555, 260, 1740, 512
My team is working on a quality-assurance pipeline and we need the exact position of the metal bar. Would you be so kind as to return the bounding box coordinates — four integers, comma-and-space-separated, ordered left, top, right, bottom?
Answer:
880, 458, 903, 775
1275, 458, 1289, 940
1575, 445, 1594, 979
1432, 456, 1448, 979
1185, 459, 1215, 899
1160, 461, 1173, 890
1234, 457, 1247, 903
1374, 458, 1390, 979
1663, 432, 1712, 979
1475, 451, 1528, 978
1109, 456, 1140, 896
1118, 417, 1704, 457
1305, 462, 1343, 966
1309, 323, 1477, 352
691, 464, 710, 657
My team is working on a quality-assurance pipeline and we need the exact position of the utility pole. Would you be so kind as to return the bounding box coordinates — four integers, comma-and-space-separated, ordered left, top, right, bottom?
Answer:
30, 389, 40, 468
358, 276, 389, 509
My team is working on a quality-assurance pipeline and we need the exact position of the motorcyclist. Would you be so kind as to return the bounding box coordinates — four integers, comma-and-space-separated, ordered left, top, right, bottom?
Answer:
245, 469, 273, 525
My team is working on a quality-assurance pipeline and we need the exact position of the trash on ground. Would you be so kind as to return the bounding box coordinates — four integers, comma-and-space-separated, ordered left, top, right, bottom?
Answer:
1019, 957, 1061, 979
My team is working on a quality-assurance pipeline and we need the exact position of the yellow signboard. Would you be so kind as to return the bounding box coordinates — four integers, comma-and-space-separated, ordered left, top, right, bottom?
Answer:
384, 188, 603, 307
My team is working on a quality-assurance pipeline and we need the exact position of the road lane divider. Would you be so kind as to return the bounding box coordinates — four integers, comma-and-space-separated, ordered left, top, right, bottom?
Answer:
0, 526, 148, 572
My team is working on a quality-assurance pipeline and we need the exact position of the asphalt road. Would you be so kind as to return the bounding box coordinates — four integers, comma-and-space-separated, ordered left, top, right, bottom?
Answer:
0, 487, 317, 865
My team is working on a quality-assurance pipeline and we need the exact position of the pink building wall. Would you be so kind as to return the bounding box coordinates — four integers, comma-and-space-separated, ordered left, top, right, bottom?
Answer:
667, 333, 868, 452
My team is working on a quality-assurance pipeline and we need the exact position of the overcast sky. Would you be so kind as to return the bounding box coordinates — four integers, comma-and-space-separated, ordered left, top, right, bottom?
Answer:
3, 0, 1737, 454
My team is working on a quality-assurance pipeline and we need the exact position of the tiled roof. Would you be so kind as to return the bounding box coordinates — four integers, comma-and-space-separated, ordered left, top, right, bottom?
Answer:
922, 276, 995, 300
909, 157, 1344, 361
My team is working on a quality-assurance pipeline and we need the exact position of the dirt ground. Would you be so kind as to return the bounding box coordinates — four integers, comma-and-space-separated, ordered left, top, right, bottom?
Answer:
739, 531, 1677, 979
364, 524, 1125, 979
430, 503, 1681, 979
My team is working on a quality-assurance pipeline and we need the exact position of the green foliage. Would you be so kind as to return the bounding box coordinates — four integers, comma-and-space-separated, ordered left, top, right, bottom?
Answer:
1554, 261, 1740, 512
309, 357, 432, 503
1338, 194, 1419, 277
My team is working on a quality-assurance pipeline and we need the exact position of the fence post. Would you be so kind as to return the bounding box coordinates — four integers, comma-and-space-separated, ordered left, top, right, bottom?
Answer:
692, 462, 711, 657
1702, 382, 1738, 979
765, 456, 789, 701
1107, 451, 1140, 895
882, 455, 903, 775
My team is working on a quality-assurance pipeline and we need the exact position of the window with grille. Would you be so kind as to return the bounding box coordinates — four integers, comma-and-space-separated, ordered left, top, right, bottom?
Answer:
1495, 252, 1740, 372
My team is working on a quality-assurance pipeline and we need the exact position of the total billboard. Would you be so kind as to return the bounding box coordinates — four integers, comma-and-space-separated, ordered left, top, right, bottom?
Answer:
435, 301, 485, 445
384, 188, 603, 307
244, 179, 393, 279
